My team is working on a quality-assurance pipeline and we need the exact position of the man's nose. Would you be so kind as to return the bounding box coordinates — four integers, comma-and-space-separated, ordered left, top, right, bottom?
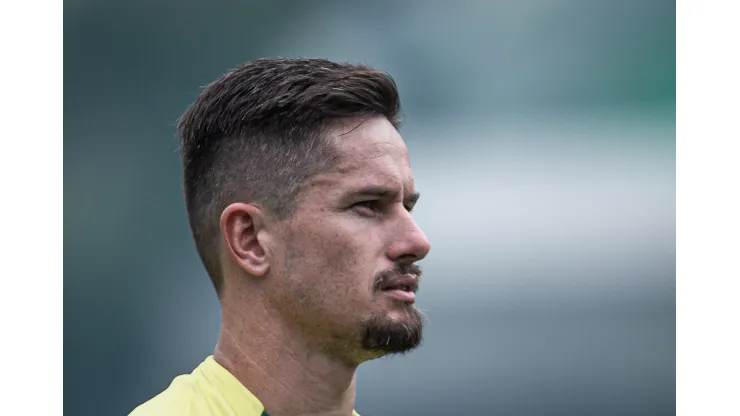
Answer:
386, 212, 431, 263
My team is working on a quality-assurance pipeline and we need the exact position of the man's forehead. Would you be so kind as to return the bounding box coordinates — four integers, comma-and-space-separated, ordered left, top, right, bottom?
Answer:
331, 118, 408, 166
328, 116, 408, 158
310, 117, 415, 192
330, 143, 410, 178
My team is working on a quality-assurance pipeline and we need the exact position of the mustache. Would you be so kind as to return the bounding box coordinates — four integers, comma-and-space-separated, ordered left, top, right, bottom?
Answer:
373, 263, 423, 291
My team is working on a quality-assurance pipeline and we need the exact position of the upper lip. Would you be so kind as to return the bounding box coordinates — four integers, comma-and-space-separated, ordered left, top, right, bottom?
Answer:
381, 274, 419, 293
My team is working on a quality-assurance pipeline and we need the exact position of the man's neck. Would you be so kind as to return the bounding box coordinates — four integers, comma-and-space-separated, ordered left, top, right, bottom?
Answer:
214, 300, 358, 416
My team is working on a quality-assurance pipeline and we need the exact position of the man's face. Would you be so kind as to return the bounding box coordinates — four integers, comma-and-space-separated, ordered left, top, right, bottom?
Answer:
266, 116, 431, 363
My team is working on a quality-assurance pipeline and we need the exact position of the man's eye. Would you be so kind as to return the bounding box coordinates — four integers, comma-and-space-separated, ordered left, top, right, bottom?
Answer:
353, 200, 378, 210
352, 200, 382, 215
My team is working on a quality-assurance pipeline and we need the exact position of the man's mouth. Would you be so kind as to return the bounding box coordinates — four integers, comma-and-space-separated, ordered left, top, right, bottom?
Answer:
384, 284, 411, 291
379, 274, 419, 303
381, 287, 416, 303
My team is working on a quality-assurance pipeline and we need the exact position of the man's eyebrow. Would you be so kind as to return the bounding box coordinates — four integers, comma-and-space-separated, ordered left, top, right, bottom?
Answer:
347, 186, 420, 203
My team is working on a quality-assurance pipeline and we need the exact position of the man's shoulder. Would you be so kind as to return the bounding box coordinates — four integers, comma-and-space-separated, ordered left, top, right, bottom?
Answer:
127, 356, 359, 416
128, 372, 266, 416
127, 374, 197, 416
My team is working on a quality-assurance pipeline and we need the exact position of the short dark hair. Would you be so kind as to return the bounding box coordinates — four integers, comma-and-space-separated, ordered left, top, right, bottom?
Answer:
177, 58, 402, 296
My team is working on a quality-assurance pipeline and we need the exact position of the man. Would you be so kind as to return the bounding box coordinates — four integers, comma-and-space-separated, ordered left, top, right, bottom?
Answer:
129, 58, 431, 416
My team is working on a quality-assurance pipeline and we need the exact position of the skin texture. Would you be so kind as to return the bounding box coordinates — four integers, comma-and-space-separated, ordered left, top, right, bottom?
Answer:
214, 116, 431, 416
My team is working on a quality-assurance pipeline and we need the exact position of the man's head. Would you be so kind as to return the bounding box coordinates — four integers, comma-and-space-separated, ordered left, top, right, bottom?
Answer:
178, 58, 431, 363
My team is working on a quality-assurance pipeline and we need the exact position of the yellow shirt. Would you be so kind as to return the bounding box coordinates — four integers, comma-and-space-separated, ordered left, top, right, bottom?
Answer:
129, 356, 360, 416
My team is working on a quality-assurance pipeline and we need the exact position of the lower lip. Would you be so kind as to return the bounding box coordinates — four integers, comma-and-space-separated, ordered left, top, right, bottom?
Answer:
381, 289, 416, 303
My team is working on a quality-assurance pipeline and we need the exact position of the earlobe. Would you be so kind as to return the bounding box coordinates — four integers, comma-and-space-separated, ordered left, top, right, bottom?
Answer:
220, 203, 270, 277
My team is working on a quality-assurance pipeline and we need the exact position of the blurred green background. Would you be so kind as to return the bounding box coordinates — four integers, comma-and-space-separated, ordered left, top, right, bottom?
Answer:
64, 1, 675, 415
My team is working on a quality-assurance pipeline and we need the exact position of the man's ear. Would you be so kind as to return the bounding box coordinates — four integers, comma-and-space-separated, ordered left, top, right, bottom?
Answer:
220, 202, 270, 277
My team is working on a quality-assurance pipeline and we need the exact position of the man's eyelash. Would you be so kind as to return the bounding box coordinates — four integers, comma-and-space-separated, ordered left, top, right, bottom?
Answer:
354, 201, 378, 208
351, 200, 415, 214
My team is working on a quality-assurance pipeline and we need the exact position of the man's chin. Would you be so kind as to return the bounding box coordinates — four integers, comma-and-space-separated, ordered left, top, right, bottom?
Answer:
385, 302, 420, 321
360, 306, 424, 355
